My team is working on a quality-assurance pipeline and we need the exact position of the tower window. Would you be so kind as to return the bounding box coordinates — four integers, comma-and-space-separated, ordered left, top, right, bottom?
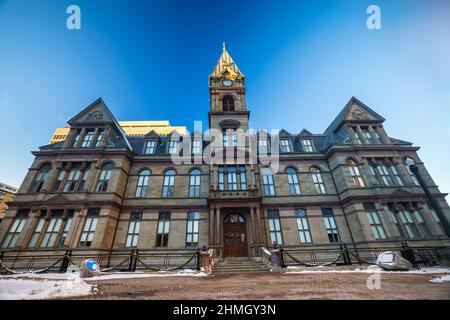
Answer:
222, 95, 235, 111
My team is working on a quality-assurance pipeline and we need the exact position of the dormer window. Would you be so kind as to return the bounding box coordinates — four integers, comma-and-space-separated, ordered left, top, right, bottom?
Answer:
301, 139, 314, 152
280, 139, 291, 153
222, 95, 235, 111
144, 140, 156, 154
72, 130, 81, 148
81, 129, 94, 148
361, 128, 374, 144
192, 140, 202, 155
168, 141, 178, 154
95, 129, 104, 147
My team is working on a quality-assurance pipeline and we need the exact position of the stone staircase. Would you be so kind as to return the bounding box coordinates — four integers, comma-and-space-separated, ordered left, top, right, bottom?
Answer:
212, 257, 271, 274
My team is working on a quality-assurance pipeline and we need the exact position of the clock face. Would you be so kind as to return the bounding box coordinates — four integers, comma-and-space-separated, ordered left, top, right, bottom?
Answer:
222, 79, 233, 87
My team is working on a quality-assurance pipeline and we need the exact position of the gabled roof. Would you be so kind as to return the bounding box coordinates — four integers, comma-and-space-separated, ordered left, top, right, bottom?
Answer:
325, 97, 385, 134
68, 98, 133, 151
210, 43, 244, 80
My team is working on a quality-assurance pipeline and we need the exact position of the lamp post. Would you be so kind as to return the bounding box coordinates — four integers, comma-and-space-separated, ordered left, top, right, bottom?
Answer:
406, 158, 450, 237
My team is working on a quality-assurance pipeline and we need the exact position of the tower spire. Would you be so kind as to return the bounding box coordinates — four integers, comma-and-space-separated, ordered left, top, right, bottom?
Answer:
210, 42, 244, 80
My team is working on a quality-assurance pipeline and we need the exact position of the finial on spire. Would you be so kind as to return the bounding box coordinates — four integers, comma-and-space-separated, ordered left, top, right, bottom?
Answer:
223, 42, 226, 51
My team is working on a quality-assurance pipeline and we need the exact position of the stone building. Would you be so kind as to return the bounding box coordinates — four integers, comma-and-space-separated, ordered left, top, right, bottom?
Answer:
0, 182, 17, 222
1, 44, 449, 264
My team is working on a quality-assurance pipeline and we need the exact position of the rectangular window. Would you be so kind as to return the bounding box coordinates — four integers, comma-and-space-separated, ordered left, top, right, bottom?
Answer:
311, 170, 326, 194
262, 172, 276, 196
81, 130, 95, 148
413, 210, 431, 237
390, 165, 404, 186
63, 164, 81, 192
28, 214, 46, 248
95, 129, 104, 147
57, 211, 74, 247
268, 210, 283, 245
53, 169, 66, 192
72, 130, 81, 147
78, 164, 91, 191
218, 166, 225, 191
258, 139, 269, 153
189, 172, 201, 197
156, 212, 171, 247
377, 165, 394, 186
362, 128, 374, 144
296, 209, 312, 244
301, 139, 314, 152
365, 206, 387, 239
389, 210, 406, 238
192, 140, 202, 155
348, 165, 365, 187
2, 210, 28, 249
40, 211, 64, 248
399, 210, 420, 238
186, 211, 200, 247
239, 167, 247, 190
126, 212, 142, 248
168, 141, 178, 154
280, 139, 291, 152
144, 140, 156, 154
227, 166, 238, 190
79, 209, 99, 247
223, 129, 237, 147
322, 208, 340, 243
354, 129, 362, 144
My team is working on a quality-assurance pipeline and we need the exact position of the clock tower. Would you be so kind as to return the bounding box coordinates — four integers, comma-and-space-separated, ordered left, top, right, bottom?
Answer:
209, 43, 249, 132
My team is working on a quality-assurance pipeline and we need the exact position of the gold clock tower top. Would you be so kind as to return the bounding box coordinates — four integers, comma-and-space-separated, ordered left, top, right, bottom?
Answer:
209, 42, 245, 81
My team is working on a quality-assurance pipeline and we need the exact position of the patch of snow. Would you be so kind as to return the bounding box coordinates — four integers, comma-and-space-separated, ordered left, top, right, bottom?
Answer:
0, 269, 208, 283
0, 274, 95, 300
429, 275, 450, 283
285, 266, 450, 275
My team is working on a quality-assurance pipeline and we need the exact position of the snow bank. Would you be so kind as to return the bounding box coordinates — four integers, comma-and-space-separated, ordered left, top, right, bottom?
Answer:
429, 275, 450, 283
286, 266, 450, 275
0, 275, 95, 300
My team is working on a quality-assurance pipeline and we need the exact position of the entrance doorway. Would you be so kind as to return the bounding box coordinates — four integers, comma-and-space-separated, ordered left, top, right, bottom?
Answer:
223, 213, 248, 258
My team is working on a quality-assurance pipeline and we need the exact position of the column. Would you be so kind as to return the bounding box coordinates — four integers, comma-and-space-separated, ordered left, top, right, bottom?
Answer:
42, 161, 62, 192
368, 126, 380, 144
378, 202, 399, 238
347, 126, 357, 143
215, 207, 221, 245
75, 128, 87, 148
355, 126, 368, 144
259, 207, 268, 244
417, 202, 442, 236
375, 125, 391, 144
209, 206, 215, 246
249, 206, 256, 245
254, 205, 262, 244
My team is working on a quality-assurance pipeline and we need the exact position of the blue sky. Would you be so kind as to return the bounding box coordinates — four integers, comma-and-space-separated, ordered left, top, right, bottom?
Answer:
0, 0, 449, 198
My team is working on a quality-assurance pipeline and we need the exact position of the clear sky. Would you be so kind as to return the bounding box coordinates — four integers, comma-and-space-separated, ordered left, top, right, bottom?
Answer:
0, 0, 449, 198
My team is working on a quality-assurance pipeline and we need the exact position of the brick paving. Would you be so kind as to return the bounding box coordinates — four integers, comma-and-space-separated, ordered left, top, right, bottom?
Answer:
72, 272, 450, 300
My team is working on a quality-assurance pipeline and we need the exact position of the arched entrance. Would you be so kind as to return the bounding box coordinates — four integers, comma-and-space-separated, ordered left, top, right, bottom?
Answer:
223, 213, 248, 258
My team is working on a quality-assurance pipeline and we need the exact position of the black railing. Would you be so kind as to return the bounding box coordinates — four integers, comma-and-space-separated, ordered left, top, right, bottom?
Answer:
0, 248, 201, 274
281, 245, 450, 268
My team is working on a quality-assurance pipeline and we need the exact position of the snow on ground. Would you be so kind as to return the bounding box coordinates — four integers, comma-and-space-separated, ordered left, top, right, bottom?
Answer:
0, 274, 95, 300
285, 266, 450, 275
0, 269, 207, 299
429, 275, 450, 283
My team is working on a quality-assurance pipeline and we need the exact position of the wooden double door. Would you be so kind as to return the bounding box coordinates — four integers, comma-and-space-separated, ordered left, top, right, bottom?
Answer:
223, 213, 248, 258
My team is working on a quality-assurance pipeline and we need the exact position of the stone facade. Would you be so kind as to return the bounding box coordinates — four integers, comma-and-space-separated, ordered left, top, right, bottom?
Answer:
1, 44, 449, 264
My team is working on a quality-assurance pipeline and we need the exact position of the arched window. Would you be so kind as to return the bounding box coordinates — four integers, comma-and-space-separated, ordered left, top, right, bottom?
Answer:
188, 169, 201, 197
162, 169, 176, 197
135, 169, 151, 197
286, 167, 301, 195
96, 162, 113, 192
347, 159, 365, 187
222, 95, 235, 111
31, 164, 51, 193
310, 167, 326, 194
261, 168, 276, 196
